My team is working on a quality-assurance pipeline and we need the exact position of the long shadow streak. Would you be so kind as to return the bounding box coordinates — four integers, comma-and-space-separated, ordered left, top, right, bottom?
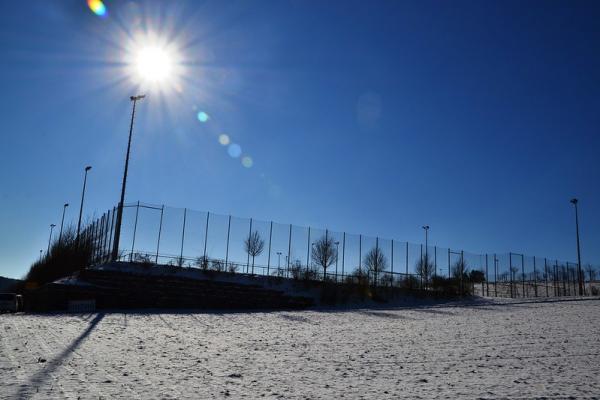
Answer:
16, 313, 105, 400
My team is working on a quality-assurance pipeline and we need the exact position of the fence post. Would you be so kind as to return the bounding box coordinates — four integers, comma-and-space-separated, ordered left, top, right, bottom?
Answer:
130, 201, 140, 262
485, 254, 489, 297
155, 205, 164, 264
509, 253, 513, 298
420, 244, 423, 288
306, 227, 311, 273
267, 221, 272, 276
375, 236, 379, 287
521, 254, 525, 297
342, 232, 346, 280
447, 248, 450, 279
460, 250, 464, 295
406, 242, 409, 277
225, 215, 231, 269
287, 224, 292, 278
359, 234, 362, 275
391, 239, 394, 284
247, 218, 252, 273
494, 254, 498, 297
179, 208, 187, 265
544, 258, 548, 297
203, 212, 210, 262
533, 257, 537, 297
434, 246, 437, 278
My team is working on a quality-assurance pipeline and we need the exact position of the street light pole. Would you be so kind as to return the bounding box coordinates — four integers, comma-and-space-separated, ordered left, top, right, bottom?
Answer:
570, 198, 584, 296
112, 94, 146, 261
47, 224, 56, 254
77, 166, 92, 237
58, 203, 69, 243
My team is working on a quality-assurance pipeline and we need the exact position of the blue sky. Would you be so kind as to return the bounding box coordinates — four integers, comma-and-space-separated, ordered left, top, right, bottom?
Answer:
0, 0, 599, 279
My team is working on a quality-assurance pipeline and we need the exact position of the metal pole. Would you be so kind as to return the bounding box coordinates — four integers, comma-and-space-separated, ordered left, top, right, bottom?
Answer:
406, 242, 409, 276
521, 254, 525, 297
533, 257, 537, 297
509, 252, 513, 298
494, 254, 498, 297
179, 208, 187, 264
335, 241, 339, 282
391, 239, 394, 280
571, 199, 584, 295
448, 248, 451, 279
434, 246, 437, 278
204, 212, 210, 261
155, 205, 164, 263
77, 166, 92, 238
485, 254, 489, 296
112, 95, 145, 261
247, 218, 252, 273
359, 234, 362, 275
225, 215, 231, 269
342, 232, 346, 279
130, 201, 140, 262
306, 227, 311, 273
58, 203, 69, 243
267, 221, 272, 276
544, 258, 548, 297
287, 224, 292, 278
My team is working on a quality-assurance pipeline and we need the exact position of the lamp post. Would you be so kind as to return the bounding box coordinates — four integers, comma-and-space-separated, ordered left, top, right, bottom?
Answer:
77, 166, 92, 237
112, 94, 146, 261
58, 203, 69, 243
422, 225, 430, 285
570, 198, 584, 296
47, 224, 56, 254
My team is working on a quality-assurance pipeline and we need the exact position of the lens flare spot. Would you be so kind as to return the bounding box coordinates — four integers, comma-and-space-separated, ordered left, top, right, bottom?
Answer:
87, 0, 107, 17
218, 134, 230, 146
197, 111, 210, 123
227, 143, 242, 158
242, 156, 253, 168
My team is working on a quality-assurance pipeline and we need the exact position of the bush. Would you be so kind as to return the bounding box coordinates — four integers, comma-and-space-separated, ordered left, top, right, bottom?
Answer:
24, 227, 94, 286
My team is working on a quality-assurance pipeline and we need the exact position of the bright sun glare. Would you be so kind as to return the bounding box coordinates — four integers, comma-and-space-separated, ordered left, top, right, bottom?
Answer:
135, 46, 173, 83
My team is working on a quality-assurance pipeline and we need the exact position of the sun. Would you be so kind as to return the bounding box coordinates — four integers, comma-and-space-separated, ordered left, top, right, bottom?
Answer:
124, 33, 184, 93
135, 46, 172, 83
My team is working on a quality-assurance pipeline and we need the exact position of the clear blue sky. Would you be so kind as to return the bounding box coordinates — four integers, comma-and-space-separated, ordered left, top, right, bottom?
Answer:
0, 0, 599, 279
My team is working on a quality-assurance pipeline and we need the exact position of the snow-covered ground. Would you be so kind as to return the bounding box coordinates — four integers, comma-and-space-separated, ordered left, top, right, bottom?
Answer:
1, 298, 599, 399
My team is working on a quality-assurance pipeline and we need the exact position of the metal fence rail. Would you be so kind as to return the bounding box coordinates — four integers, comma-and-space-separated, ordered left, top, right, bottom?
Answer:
83, 201, 600, 298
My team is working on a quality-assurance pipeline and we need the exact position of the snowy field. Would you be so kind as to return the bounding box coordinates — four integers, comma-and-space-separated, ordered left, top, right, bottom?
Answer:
1, 298, 599, 399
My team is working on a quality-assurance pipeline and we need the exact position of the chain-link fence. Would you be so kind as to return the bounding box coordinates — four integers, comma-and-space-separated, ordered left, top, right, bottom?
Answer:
85, 202, 600, 298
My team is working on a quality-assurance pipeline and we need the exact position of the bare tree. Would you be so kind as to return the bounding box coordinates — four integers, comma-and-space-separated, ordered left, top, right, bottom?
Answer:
311, 234, 337, 280
364, 246, 387, 286
244, 230, 265, 275
415, 254, 434, 287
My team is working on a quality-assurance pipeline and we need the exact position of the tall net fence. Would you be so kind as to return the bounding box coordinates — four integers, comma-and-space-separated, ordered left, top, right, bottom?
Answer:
85, 202, 600, 298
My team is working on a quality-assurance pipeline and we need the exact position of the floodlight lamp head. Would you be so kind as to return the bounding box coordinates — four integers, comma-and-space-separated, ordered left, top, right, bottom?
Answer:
85, 166, 92, 171
570, 198, 578, 205
130, 94, 146, 101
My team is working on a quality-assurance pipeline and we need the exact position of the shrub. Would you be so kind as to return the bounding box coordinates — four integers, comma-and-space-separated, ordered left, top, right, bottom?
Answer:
24, 227, 94, 286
